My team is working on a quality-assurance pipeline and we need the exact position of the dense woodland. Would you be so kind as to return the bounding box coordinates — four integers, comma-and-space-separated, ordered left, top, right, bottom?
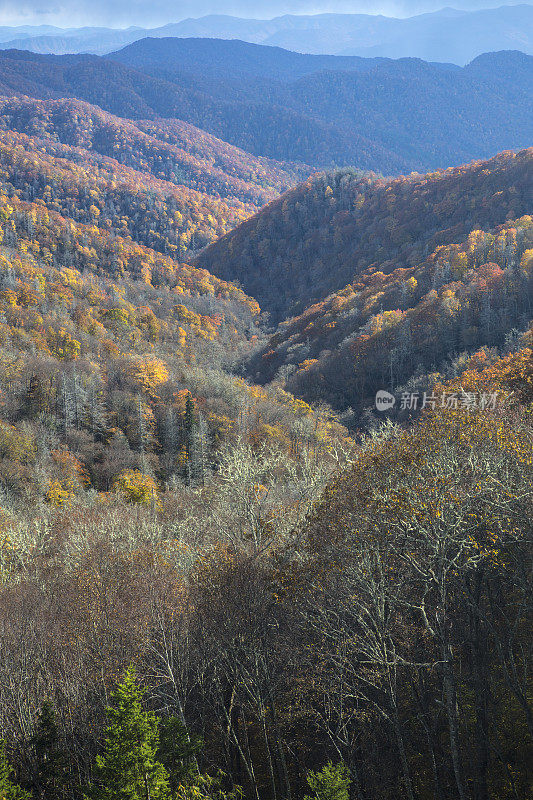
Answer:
0, 48, 530, 800
197, 149, 533, 321
248, 214, 533, 417
0, 97, 308, 207
0, 43, 530, 173
0, 341, 531, 800
111, 40, 533, 171
0, 49, 401, 174
0, 191, 351, 495
0, 98, 313, 259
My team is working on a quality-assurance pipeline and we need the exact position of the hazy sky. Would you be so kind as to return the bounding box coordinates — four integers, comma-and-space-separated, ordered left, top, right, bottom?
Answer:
0, 0, 530, 29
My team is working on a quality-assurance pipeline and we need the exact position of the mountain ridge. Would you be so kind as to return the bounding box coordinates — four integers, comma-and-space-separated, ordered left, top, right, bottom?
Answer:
0, 47, 410, 173
0, 43, 528, 174
110, 40, 533, 170
0, 5, 531, 63
194, 147, 533, 321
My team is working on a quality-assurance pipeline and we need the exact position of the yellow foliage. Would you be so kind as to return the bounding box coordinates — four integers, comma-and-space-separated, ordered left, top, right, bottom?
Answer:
112, 470, 158, 505
45, 480, 74, 506
0, 422, 36, 463
124, 355, 170, 397
520, 249, 533, 275
48, 328, 81, 361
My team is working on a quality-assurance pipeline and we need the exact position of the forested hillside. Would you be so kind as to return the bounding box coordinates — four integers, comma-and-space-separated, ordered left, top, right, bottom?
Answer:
293, 347, 533, 799
0, 25, 530, 800
0, 188, 353, 503
197, 148, 533, 321
0, 334, 531, 800
0, 48, 404, 173
0, 163, 359, 800
0, 97, 308, 206
112, 40, 533, 170
111, 36, 391, 85
250, 214, 533, 418
0, 97, 312, 259
0, 128, 250, 256
0, 44, 530, 173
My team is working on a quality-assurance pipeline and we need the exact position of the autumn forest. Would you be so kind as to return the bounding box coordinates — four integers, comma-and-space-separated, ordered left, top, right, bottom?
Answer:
0, 20, 530, 800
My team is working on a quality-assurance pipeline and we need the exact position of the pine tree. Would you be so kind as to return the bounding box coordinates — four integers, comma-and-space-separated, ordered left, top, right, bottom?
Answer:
157, 717, 202, 793
303, 762, 351, 800
30, 700, 67, 799
182, 396, 207, 486
87, 666, 171, 800
174, 773, 241, 800
0, 740, 31, 800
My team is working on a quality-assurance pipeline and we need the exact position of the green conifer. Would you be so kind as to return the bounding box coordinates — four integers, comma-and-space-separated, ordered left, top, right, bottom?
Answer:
304, 761, 351, 800
0, 740, 31, 800
88, 666, 171, 800
157, 717, 202, 793
30, 700, 67, 799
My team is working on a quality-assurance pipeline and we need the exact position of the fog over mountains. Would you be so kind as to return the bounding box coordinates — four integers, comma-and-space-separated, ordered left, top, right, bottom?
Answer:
0, 4, 531, 64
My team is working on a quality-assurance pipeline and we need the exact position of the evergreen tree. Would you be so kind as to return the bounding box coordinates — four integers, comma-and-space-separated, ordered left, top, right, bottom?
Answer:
87, 666, 171, 800
157, 717, 202, 793
30, 700, 67, 800
304, 762, 351, 800
0, 740, 31, 800
174, 773, 242, 800
182, 396, 207, 486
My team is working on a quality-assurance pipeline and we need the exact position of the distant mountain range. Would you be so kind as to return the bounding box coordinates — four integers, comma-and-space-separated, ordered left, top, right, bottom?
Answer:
107, 41, 533, 171
0, 42, 530, 175
0, 47, 404, 173
0, 5, 531, 64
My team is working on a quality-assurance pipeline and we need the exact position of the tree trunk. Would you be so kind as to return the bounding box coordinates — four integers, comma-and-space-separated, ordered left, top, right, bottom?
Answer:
441, 642, 468, 800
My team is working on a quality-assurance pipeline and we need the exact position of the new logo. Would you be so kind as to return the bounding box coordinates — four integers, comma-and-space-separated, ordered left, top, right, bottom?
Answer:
375, 390, 396, 411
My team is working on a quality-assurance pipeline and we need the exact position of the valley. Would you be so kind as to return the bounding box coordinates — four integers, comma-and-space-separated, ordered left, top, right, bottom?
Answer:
0, 12, 530, 800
